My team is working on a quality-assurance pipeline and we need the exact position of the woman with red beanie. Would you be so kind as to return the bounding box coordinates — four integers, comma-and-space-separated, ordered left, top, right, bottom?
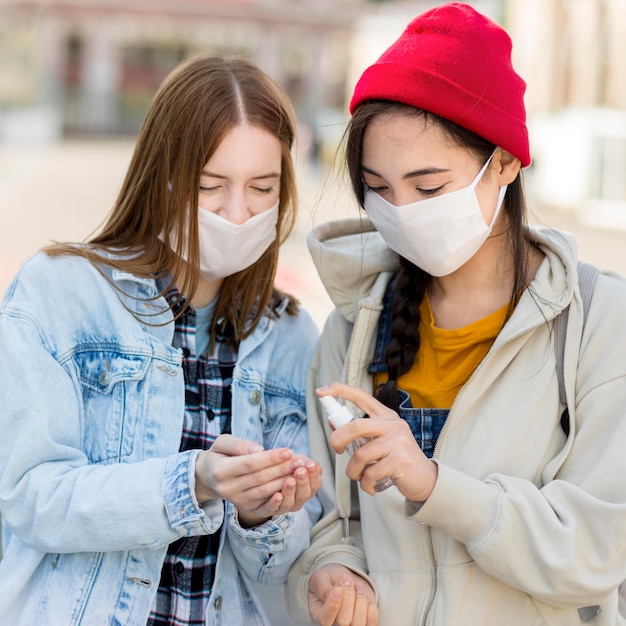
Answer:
287, 3, 626, 625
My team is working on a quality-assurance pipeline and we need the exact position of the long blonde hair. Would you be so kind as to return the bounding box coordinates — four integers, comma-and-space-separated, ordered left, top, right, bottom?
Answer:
46, 54, 299, 340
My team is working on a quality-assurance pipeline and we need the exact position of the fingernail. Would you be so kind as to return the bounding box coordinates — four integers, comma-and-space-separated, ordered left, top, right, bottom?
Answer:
341, 576, 353, 587
249, 444, 263, 453
331, 587, 342, 601
290, 459, 304, 471
316, 385, 329, 394
355, 583, 365, 594
280, 449, 292, 460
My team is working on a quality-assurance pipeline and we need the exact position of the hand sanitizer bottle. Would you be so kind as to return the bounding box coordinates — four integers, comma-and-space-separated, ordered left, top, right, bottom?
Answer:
320, 395, 394, 492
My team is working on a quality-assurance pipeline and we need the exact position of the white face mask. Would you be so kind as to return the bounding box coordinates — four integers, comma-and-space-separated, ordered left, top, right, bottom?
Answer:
167, 202, 279, 282
363, 151, 507, 276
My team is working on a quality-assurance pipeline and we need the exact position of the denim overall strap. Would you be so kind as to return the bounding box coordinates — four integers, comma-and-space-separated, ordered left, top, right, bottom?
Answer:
367, 275, 449, 458
368, 273, 397, 375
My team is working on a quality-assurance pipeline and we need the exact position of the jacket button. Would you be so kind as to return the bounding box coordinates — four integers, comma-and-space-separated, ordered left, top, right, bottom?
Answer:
214, 596, 223, 610
98, 371, 111, 386
249, 390, 262, 405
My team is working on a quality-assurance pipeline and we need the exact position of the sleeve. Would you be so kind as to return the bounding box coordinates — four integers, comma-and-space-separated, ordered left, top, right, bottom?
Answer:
0, 310, 220, 554
286, 310, 375, 624
227, 308, 324, 585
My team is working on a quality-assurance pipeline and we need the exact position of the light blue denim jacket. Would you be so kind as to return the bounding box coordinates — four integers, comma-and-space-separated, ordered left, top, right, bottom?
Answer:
0, 251, 320, 625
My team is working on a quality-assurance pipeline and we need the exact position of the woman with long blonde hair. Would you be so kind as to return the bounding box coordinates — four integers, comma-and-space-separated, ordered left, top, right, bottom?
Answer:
0, 54, 321, 625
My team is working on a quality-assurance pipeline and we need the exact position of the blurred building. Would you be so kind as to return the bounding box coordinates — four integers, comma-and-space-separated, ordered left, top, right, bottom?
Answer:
0, 0, 363, 140
505, 0, 626, 227
2, 0, 625, 226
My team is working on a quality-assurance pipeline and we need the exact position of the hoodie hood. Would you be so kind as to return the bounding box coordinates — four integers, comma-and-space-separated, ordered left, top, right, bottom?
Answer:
307, 216, 581, 324
307, 217, 399, 323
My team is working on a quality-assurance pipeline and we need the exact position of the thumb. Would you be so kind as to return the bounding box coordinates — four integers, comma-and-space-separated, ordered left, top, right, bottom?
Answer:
211, 434, 264, 456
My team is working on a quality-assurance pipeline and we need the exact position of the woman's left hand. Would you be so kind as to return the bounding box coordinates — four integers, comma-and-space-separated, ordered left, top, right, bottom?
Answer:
318, 383, 438, 502
195, 435, 322, 527
238, 452, 323, 527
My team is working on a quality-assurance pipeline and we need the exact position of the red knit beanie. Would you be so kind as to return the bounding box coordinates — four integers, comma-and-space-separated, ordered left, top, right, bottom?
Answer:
350, 2, 530, 167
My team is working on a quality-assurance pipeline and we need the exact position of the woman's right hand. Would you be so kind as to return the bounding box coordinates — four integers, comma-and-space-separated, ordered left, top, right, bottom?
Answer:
308, 564, 379, 626
194, 434, 320, 524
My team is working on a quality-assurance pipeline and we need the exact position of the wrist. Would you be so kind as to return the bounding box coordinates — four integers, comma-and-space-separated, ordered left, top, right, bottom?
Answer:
194, 451, 217, 503
235, 508, 271, 529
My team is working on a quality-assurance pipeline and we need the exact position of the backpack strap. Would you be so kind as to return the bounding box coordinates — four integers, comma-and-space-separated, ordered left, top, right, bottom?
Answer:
555, 261, 599, 436
553, 262, 603, 622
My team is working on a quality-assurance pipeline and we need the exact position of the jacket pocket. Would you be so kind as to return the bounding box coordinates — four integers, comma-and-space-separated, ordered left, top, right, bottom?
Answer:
74, 350, 150, 463
262, 395, 307, 451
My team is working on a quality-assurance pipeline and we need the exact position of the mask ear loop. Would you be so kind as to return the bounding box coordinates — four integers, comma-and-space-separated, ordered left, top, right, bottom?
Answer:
468, 148, 506, 228
468, 148, 498, 190
488, 184, 508, 228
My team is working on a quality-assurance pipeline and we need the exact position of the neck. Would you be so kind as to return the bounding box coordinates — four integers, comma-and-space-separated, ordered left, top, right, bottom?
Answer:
173, 260, 223, 308
427, 233, 525, 329
190, 277, 223, 308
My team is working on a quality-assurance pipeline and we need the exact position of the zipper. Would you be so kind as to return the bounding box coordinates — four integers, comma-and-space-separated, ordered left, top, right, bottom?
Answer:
337, 303, 365, 544
343, 305, 364, 390
421, 526, 437, 626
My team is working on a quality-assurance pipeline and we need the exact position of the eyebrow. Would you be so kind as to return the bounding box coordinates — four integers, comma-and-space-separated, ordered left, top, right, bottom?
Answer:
201, 169, 281, 180
361, 165, 450, 179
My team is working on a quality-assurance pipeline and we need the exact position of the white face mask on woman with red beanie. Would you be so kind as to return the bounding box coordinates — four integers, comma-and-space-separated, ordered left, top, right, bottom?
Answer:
364, 150, 507, 276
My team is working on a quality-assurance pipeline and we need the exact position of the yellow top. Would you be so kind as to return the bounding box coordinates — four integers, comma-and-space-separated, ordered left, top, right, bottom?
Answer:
375, 294, 510, 409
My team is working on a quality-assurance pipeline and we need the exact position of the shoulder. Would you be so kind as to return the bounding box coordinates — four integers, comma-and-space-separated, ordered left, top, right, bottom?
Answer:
587, 268, 626, 318
2, 252, 103, 308
266, 304, 320, 363
579, 267, 626, 371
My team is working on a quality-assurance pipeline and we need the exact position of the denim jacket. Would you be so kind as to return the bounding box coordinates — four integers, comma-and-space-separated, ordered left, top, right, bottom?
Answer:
0, 251, 320, 626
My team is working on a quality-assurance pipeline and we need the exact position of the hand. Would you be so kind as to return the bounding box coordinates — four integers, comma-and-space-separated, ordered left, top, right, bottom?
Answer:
194, 435, 322, 526
269, 452, 323, 516
308, 564, 378, 626
237, 452, 323, 527
317, 383, 438, 502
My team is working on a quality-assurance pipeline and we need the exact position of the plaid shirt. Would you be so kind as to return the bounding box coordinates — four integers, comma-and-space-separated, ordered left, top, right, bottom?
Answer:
148, 285, 238, 626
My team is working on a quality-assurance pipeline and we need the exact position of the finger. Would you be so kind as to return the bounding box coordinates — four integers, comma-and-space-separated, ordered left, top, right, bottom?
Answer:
367, 600, 380, 626
309, 586, 343, 626
317, 383, 389, 419
286, 467, 312, 512
210, 434, 264, 456
270, 476, 297, 515
234, 473, 293, 507
333, 576, 358, 625
352, 584, 370, 625
249, 490, 284, 518
219, 448, 295, 482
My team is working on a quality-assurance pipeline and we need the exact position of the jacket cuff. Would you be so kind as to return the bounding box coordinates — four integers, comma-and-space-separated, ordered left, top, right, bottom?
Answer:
163, 449, 224, 536
405, 461, 501, 546
226, 503, 291, 551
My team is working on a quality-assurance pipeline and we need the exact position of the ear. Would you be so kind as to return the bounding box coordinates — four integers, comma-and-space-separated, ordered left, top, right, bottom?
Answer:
494, 149, 521, 185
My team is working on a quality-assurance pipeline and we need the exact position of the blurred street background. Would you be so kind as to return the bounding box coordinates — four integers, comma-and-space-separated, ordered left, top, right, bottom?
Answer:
1, 0, 626, 624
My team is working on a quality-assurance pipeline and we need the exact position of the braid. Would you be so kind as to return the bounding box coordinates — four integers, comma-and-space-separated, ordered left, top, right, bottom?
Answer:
376, 258, 428, 412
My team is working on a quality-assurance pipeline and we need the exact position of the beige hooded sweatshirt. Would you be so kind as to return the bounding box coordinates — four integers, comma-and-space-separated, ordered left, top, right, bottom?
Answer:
287, 218, 626, 625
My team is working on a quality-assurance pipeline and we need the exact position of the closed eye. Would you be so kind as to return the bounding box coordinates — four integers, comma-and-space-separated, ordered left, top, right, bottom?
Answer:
364, 183, 388, 194
418, 186, 444, 196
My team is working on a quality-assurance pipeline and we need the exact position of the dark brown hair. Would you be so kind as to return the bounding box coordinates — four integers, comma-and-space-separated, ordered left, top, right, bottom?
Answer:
346, 100, 531, 412
46, 54, 299, 341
